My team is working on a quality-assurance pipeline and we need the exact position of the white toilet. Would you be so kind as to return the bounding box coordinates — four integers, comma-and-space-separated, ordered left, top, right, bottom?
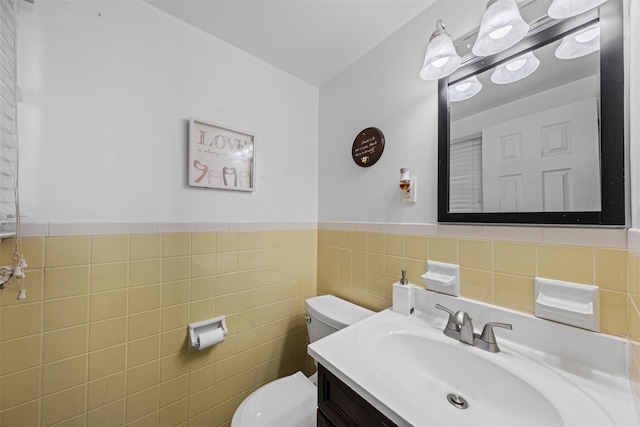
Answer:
231, 295, 375, 427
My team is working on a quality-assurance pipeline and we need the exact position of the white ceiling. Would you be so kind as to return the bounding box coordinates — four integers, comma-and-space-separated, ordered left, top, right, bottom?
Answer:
144, 0, 437, 87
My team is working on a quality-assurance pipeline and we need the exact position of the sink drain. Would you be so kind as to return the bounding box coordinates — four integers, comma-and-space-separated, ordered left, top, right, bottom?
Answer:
447, 393, 469, 409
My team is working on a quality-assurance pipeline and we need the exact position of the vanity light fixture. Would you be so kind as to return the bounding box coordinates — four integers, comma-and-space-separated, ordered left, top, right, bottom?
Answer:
548, 0, 608, 19
490, 51, 540, 84
420, 19, 462, 81
555, 22, 600, 59
472, 0, 529, 57
449, 76, 483, 102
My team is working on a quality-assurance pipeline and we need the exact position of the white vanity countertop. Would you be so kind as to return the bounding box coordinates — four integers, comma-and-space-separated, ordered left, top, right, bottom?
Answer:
308, 290, 640, 427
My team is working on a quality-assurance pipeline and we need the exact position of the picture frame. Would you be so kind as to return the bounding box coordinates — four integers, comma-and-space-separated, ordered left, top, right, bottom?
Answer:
188, 117, 255, 191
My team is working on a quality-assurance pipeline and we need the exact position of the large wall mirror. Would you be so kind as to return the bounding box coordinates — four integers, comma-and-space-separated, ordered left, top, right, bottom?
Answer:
438, 0, 625, 226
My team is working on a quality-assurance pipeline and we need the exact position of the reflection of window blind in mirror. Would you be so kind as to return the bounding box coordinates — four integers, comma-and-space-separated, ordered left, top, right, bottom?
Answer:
0, 0, 17, 235
449, 137, 482, 213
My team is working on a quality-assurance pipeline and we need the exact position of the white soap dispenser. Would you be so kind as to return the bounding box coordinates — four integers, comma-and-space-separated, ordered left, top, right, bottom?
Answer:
393, 269, 415, 316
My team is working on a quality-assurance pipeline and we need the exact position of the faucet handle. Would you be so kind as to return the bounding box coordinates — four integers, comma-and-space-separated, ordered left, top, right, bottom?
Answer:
435, 304, 458, 330
435, 303, 455, 317
479, 322, 513, 344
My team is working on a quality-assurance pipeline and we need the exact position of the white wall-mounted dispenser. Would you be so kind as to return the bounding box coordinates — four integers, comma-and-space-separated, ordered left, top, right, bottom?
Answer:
534, 277, 600, 332
392, 269, 415, 316
421, 260, 460, 297
188, 315, 228, 352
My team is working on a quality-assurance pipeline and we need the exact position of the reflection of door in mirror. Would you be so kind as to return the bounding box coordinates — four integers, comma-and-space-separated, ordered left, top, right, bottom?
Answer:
448, 26, 601, 214
482, 97, 600, 212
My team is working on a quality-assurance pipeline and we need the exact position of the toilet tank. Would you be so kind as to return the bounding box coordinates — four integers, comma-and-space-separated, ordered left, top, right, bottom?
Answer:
305, 295, 374, 343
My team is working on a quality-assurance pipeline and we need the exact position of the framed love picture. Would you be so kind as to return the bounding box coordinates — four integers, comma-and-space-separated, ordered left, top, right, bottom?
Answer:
188, 118, 255, 192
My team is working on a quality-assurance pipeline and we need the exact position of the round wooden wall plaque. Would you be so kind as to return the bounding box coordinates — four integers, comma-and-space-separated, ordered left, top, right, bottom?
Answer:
352, 127, 385, 167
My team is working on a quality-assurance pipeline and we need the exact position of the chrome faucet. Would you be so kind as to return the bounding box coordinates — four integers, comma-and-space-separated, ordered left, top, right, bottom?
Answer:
435, 304, 512, 353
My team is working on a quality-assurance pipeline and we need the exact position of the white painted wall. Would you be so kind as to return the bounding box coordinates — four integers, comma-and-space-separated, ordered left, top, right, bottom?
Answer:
318, 0, 637, 227
318, 1, 486, 224
15, 0, 638, 228
17, 0, 318, 223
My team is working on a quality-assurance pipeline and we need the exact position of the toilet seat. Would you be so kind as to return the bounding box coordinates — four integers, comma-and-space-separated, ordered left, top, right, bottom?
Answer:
231, 371, 317, 427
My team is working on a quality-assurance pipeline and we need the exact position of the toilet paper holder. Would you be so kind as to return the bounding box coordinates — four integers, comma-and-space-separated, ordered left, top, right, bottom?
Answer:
188, 315, 228, 352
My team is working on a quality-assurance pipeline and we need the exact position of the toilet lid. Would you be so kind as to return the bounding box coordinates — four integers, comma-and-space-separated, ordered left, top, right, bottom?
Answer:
306, 295, 374, 330
231, 371, 317, 427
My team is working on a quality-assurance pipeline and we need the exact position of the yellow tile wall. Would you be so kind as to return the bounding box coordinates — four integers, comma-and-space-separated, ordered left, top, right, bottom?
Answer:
318, 230, 635, 338
2, 226, 639, 425
0, 229, 317, 427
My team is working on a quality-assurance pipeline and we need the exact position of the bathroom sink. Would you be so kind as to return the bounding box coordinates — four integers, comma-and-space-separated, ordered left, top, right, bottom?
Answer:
359, 319, 563, 426
309, 308, 632, 427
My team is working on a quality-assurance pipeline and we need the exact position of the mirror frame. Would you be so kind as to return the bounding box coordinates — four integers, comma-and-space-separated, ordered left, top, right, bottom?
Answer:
438, 0, 625, 226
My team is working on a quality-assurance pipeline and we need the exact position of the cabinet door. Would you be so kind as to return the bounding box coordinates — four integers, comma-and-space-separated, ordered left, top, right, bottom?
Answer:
317, 409, 334, 427
317, 364, 397, 427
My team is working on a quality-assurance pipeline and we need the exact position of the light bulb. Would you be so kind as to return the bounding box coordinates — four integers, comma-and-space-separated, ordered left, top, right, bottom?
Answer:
420, 20, 462, 80
450, 75, 483, 102
506, 58, 527, 71
489, 25, 513, 40
431, 57, 450, 68
575, 27, 599, 43
491, 52, 540, 84
548, 0, 607, 20
472, 0, 529, 57
555, 23, 600, 59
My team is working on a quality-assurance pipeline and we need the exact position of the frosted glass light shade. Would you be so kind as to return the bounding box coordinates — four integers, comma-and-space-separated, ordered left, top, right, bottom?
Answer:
420, 20, 462, 81
491, 52, 540, 84
450, 76, 483, 102
472, 0, 530, 57
555, 23, 600, 59
548, 0, 607, 19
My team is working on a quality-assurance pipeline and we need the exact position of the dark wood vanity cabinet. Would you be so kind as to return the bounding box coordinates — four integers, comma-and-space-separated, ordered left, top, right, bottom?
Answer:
317, 364, 398, 427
